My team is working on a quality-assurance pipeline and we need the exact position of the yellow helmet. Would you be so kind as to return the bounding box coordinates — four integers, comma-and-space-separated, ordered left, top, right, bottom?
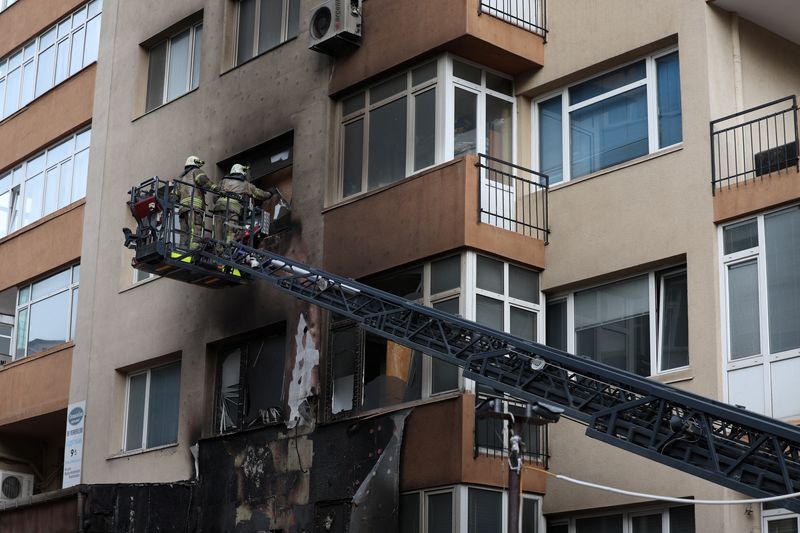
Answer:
185, 155, 205, 168
230, 163, 249, 176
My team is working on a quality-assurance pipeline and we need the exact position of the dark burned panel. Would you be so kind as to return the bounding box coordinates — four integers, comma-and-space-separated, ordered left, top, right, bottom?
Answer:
314, 500, 351, 533
83, 483, 197, 532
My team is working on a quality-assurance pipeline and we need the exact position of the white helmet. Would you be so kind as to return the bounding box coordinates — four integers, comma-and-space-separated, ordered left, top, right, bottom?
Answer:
185, 155, 204, 168
230, 163, 249, 176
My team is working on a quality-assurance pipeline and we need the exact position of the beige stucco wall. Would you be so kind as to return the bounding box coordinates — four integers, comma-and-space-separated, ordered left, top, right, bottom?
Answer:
71, 0, 331, 484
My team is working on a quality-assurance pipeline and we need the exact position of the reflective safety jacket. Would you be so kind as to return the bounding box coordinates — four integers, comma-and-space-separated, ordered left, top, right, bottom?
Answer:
212, 174, 271, 216
175, 167, 214, 211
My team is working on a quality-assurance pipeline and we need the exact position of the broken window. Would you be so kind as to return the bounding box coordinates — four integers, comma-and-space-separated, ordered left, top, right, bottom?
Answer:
214, 328, 287, 434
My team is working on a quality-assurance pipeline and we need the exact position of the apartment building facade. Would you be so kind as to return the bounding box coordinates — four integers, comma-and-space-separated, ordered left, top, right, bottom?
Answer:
3, 0, 794, 530
0, 0, 101, 524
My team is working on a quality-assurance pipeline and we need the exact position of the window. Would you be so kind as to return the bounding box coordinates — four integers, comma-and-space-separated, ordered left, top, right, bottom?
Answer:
12, 265, 80, 359
546, 268, 688, 376
534, 49, 681, 185
763, 506, 799, 533
214, 329, 286, 434
124, 361, 181, 452
401, 486, 541, 533
0, 314, 12, 364
338, 56, 515, 200
146, 22, 203, 112
235, 0, 300, 65
329, 256, 462, 417
0, 0, 101, 121
0, 128, 91, 238
550, 505, 694, 533
475, 255, 540, 341
721, 206, 800, 418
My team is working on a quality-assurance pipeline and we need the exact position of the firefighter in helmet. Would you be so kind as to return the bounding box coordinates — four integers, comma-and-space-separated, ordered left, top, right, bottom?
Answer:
212, 163, 273, 245
175, 155, 216, 249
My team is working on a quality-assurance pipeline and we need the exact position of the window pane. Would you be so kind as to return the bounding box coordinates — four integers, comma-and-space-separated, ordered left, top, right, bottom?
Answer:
21, 61, 35, 105
476, 295, 503, 331
370, 75, 406, 104
331, 324, 357, 414
486, 95, 513, 162
71, 149, 89, 202
575, 276, 649, 328
146, 41, 167, 111
539, 96, 563, 184
217, 347, 242, 432
22, 174, 44, 226
769, 519, 799, 533
259, 0, 283, 53
125, 373, 147, 451
14, 307, 28, 358
723, 219, 758, 254
70, 287, 78, 340
486, 71, 513, 96
287, 0, 300, 39
431, 255, 460, 294
363, 336, 422, 410
522, 499, 538, 533
427, 493, 453, 533
83, 15, 101, 65
18, 285, 29, 305
414, 88, 436, 171
0, 324, 11, 361
728, 261, 760, 359
454, 88, 477, 156
632, 514, 662, 533
32, 269, 70, 300
146, 362, 181, 448
569, 60, 646, 105
570, 85, 649, 178
343, 92, 364, 115
28, 290, 70, 354
72, 264, 80, 283
400, 493, 420, 533
575, 514, 623, 533
36, 46, 56, 98
510, 265, 539, 303
368, 97, 407, 190
166, 30, 191, 102
657, 52, 682, 147
88, 0, 102, 18
0, 191, 9, 237
58, 159, 74, 209
242, 334, 286, 427
72, 7, 87, 27
69, 27, 85, 75
453, 60, 481, 84
342, 119, 364, 197
237, 0, 256, 64
548, 525, 568, 533
76, 129, 91, 151
368, 266, 423, 301
432, 299, 460, 394
191, 25, 202, 90
412, 62, 437, 86
3, 67, 20, 117
669, 506, 695, 533
765, 207, 800, 353
546, 300, 567, 350
44, 167, 59, 215
55, 40, 70, 85
467, 488, 502, 533
477, 255, 504, 294
511, 307, 536, 341
660, 271, 689, 370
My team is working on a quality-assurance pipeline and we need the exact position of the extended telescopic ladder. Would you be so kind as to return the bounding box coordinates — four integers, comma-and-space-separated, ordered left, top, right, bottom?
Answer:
126, 178, 800, 513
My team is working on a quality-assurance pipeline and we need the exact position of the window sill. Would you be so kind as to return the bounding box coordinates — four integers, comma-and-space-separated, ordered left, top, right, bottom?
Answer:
119, 273, 161, 294
0, 199, 86, 246
0, 342, 74, 372
651, 367, 692, 385
548, 144, 683, 193
132, 87, 199, 122
107, 442, 179, 461
322, 389, 464, 425
219, 36, 298, 77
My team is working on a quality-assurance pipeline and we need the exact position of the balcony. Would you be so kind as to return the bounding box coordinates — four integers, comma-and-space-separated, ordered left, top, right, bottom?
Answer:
323, 154, 548, 280
329, 0, 546, 94
711, 96, 800, 221
474, 391, 550, 468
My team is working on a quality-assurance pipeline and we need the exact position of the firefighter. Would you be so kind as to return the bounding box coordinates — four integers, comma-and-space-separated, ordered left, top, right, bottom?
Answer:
212, 163, 273, 245
175, 155, 216, 249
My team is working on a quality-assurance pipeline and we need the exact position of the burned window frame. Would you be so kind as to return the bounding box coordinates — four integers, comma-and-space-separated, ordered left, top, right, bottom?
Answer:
213, 323, 288, 435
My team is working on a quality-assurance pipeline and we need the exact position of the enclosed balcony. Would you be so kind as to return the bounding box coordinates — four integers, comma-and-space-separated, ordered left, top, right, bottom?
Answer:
329, 0, 546, 94
323, 154, 548, 280
711, 96, 800, 222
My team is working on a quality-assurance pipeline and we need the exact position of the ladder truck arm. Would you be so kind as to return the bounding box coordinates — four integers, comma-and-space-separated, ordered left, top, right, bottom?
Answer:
125, 177, 800, 513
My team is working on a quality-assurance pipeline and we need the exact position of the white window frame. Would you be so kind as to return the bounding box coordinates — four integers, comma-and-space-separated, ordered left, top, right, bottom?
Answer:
546, 267, 689, 378
336, 54, 515, 201
0, 0, 102, 121
122, 361, 181, 452
762, 506, 799, 533
719, 204, 800, 418
145, 22, 203, 112
531, 46, 680, 185
0, 128, 92, 239
552, 504, 691, 533
234, 0, 299, 65
12, 264, 80, 360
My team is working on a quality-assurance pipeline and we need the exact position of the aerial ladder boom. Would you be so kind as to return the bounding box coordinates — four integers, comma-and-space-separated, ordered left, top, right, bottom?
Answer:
125, 177, 800, 513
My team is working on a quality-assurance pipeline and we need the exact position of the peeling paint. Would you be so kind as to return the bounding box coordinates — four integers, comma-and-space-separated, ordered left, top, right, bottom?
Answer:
287, 313, 319, 429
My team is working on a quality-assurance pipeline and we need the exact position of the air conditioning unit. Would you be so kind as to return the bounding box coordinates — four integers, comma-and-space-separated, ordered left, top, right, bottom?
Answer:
0, 471, 34, 502
308, 0, 362, 56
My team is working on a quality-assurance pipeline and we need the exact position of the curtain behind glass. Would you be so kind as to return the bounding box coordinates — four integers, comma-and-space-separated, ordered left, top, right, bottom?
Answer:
467, 488, 502, 533
427, 493, 453, 533
727, 261, 761, 359
146, 362, 181, 448
657, 52, 682, 147
539, 96, 563, 184
368, 98, 407, 190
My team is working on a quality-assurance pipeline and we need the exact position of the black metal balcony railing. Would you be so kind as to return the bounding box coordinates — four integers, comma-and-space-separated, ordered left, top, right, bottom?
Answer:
478, 0, 547, 39
477, 154, 549, 243
710, 95, 799, 195
474, 393, 550, 468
